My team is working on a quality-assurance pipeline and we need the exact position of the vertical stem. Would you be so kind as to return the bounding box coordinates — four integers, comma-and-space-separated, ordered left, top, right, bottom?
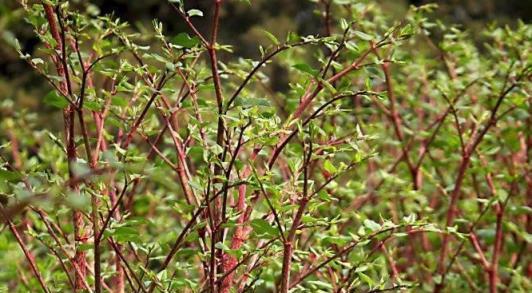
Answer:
42, 4, 88, 290
2, 216, 50, 293
109, 188, 125, 293
378, 59, 417, 188
208, 1, 225, 290
92, 194, 101, 293
489, 202, 504, 293
280, 242, 294, 293
435, 78, 521, 292
434, 153, 471, 293
281, 140, 312, 292
220, 149, 259, 292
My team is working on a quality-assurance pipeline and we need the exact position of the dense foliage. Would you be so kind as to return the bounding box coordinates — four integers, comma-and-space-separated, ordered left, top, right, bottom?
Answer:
0, 0, 530, 292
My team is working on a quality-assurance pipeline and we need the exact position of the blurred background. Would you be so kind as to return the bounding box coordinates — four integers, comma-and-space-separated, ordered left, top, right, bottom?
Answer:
0, 0, 530, 112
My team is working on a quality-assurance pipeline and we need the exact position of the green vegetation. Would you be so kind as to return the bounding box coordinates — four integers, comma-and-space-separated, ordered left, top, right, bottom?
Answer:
0, 0, 530, 292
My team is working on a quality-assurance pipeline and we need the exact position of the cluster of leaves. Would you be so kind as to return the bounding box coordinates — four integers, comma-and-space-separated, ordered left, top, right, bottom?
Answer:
0, 0, 530, 292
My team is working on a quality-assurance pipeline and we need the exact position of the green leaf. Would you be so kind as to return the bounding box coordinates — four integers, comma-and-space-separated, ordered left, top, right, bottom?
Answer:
323, 159, 337, 174
334, 0, 355, 4
250, 219, 278, 236
0, 170, 21, 182
340, 18, 350, 31
113, 227, 140, 242
363, 219, 381, 232
187, 9, 203, 17
214, 242, 230, 251
354, 31, 373, 41
83, 100, 101, 111
77, 243, 93, 251
31, 58, 44, 65
319, 78, 337, 94
358, 272, 375, 286
308, 280, 333, 289
293, 63, 319, 76
176, 248, 198, 259
112, 96, 128, 107
261, 29, 280, 45
403, 214, 416, 224
165, 62, 176, 72
43, 91, 69, 109
171, 33, 200, 48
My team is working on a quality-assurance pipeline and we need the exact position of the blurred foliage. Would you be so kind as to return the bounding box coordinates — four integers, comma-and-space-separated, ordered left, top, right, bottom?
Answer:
0, 0, 530, 292
0, 0, 530, 117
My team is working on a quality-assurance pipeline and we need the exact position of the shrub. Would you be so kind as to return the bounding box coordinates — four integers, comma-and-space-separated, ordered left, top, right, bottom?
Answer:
0, 0, 530, 292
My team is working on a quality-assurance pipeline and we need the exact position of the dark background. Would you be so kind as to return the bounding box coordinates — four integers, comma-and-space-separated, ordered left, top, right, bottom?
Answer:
0, 0, 530, 109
